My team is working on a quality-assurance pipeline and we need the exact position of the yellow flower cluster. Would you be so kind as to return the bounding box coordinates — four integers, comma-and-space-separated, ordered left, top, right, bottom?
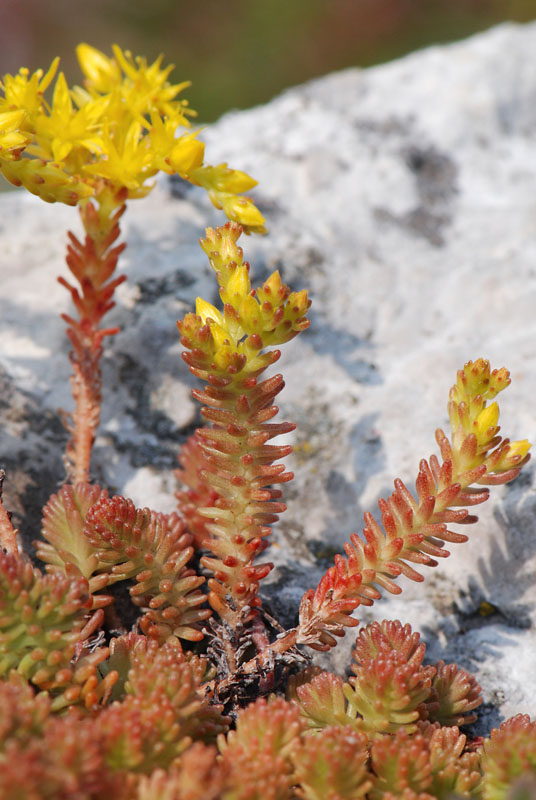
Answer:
180, 223, 310, 374
0, 44, 265, 231
448, 358, 531, 471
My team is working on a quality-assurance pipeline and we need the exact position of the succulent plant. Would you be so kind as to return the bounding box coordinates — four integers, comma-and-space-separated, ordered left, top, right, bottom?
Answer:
0, 42, 534, 800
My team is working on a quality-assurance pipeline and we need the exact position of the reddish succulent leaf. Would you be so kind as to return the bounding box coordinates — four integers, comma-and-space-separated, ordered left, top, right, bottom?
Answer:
37, 482, 111, 606
84, 495, 210, 643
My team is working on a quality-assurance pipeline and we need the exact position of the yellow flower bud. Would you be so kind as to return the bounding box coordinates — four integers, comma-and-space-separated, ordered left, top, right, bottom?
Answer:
506, 439, 531, 463
225, 266, 251, 302
0, 158, 92, 205
489, 438, 532, 474
219, 193, 266, 231
192, 163, 256, 193
215, 167, 257, 194
239, 294, 262, 332
261, 271, 283, 298
288, 289, 310, 315
210, 322, 231, 350
169, 133, 205, 175
475, 402, 499, 442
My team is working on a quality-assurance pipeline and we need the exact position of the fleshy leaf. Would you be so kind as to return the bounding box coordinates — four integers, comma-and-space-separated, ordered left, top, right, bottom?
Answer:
37, 482, 111, 606
84, 496, 210, 642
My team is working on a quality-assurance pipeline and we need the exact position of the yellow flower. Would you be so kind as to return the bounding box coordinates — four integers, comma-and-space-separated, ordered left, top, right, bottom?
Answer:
194, 224, 310, 368
30, 72, 107, 164
148, 118, 205, 176
83, 120, 156, 196
0, 109, 29, 157
0, 44, 264, 229
0, 58, 59, 118
77, 43, 193, 124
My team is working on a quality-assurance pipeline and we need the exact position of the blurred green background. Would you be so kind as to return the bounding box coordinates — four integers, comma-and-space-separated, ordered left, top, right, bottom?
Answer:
1, 0, 536, 123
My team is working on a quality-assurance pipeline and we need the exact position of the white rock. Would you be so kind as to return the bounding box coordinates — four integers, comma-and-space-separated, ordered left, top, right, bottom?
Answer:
0, 22, 535, 730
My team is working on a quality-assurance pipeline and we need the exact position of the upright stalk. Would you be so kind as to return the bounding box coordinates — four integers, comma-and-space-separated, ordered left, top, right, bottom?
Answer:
59, 185, 127, 484
177, 223, 310, 642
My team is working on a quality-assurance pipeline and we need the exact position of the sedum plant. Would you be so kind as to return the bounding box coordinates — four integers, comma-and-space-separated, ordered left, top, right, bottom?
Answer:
0, 42, 535, 800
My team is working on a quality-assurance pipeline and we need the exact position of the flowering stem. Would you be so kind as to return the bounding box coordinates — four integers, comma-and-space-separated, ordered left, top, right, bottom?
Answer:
209, 361, 532, 698
59, 185, 127, 484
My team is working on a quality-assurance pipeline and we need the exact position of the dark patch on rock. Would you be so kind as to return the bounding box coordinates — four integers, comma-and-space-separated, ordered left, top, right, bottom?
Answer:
503, 468, 534, 491
136, 269, 196, 304
375, 145, 458, 246
255, 243, 325, 290
250, 193, 286, 220
454, 589, 530, 632
478, 484, 536, 623
0, 364, 67, 550
314, 414, 387, 552
404, 145, 458, 206
350, 414, 385, 498
116, 352, 178, 436
375, 206, 450, 247
307, 538, 342, 567
467, 700, 504, 740
168, 174, 198, 200
420, 614, 514, 671
101, 433, 178, 471
307, 312, 381, 385
103, 350, 201, 470
3, 458, 64, 556
262, 564, 310, 630
326, 469, 360, 511
291, 244, 325, 272
353, 115, 413, 139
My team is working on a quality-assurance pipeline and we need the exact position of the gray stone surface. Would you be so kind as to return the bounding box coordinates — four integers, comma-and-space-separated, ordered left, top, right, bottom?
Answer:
1, 22, 535, 730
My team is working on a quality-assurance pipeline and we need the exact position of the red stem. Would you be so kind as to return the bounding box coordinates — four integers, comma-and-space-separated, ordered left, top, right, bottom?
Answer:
60, 188, 127, 484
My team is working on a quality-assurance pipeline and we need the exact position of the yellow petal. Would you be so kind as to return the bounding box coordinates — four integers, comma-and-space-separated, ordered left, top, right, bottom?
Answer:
196, 297, 223, 326
39, 57, 60, 93
76, 43, 121, 92
51, 72, 72, 117
475, 402, 500, 440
